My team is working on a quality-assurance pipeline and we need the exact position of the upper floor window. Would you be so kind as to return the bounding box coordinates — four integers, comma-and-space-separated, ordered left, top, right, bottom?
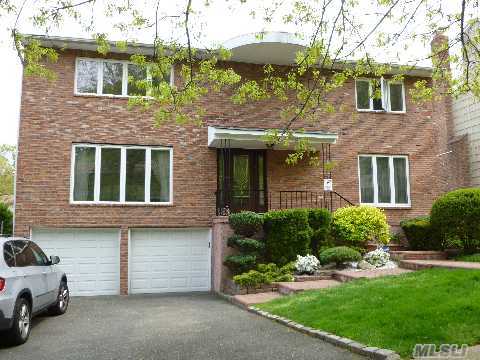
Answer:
71, 144, 172, 204
358, 154, 410, 207
355, 78, 405, 113
75, 58, 172, 97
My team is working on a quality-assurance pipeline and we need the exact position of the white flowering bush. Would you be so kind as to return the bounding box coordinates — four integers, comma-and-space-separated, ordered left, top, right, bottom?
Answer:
364, 248, 390, 268
295, 254, 320, 274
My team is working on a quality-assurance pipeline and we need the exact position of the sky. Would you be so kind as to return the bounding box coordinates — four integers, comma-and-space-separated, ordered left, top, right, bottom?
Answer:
0, 0, 466, 146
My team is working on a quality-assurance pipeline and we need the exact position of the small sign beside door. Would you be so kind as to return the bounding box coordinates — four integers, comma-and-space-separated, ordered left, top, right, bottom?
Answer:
324, 179, 333, 192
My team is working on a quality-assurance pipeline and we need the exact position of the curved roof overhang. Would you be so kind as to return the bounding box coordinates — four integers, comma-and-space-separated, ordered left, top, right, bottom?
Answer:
208, 126, 338, 150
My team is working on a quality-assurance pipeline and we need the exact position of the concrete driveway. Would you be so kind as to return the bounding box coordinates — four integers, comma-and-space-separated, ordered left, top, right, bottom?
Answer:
0, 293, 364, 360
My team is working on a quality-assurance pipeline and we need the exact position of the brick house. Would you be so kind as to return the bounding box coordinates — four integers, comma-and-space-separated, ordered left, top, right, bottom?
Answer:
14, 32, 467, 296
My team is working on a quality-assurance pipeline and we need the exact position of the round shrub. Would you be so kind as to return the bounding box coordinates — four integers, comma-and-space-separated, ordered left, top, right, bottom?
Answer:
400, 216, 439, 250
319, 246, 362, 266
233, 262, 295, 287
364, 248, 390, 267
228, 211, 263, 237
332, 206, 390, 248
263, 208, 313, 265
308, 208, 332, 255
430, 188, 480, 252
0, 203, 13, 236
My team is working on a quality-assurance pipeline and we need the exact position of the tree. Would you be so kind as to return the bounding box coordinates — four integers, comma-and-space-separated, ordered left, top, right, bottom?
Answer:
0, 144, 16, 196
1, 1, 478, 163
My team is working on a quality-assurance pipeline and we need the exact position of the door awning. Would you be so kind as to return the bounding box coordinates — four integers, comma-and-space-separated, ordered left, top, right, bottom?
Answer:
207, 126, 338, 150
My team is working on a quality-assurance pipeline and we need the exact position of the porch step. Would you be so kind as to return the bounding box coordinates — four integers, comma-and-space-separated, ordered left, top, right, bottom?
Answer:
277, 280, 342, 295
390, 251, 447, 261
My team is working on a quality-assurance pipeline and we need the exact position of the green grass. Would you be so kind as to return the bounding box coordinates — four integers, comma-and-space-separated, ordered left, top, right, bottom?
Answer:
455, 253, 480, 262
257, 269, 480, 358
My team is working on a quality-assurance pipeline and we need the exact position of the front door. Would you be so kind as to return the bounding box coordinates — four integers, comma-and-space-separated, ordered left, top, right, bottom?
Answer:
218, 149, 266, 213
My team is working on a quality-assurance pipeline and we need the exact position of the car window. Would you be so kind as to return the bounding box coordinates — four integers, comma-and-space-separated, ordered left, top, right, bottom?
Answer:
29, 242, 50, 266
12, 240, 39, 267
3, 242, 15, 267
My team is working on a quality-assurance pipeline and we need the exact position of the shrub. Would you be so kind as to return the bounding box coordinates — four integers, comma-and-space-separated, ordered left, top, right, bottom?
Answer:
308, 208, 332, 255
0, 203, 13, 236
430, 188, 480, 252
228, 211, 263, 237
319, 246, 362, 266
227, 235, 264, 254
295, 254, 320, 274
263, 208, 313, 265
224, 254, 256, 274
455, 253, 480, 262
331, 206, 390, 248
400, 216, 439, 250
364, 248, 390, 267
233, 262, 295, 287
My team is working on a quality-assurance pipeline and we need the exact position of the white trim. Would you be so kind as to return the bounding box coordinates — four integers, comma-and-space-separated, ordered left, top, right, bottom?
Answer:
74, 57, 173, 98
127, 227, 131, 295
357, 154, 411, 208
355, 78, 406, 113
70, 143, 173, 205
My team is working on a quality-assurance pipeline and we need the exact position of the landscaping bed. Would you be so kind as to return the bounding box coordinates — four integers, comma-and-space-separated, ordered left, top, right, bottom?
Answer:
256, 268, 480, 359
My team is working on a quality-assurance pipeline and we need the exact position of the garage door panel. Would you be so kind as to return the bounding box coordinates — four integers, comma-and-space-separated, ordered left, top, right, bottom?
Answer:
32, 228, 120, 296
130, 228, 211, 294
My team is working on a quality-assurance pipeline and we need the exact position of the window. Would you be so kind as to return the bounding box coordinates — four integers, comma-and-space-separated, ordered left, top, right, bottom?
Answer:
355, 79, 405, 112
75, 58, 172, 97
12, 241, 38, 267
71, 144, 172, 204
29, 242, 50, 266
358, 155, 410, 207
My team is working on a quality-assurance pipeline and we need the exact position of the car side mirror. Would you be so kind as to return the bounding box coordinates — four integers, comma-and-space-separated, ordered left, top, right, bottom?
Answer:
50, 256, 60, 265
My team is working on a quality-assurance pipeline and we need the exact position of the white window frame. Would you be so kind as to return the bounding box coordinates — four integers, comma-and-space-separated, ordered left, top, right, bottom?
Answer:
357, 154, 411, 208
70, 143, 173, 205
74, 57, 174, 98
355, 78, 406, 113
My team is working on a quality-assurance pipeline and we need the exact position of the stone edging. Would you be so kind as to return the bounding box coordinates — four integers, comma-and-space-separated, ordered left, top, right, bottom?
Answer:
248, 306, 401, 360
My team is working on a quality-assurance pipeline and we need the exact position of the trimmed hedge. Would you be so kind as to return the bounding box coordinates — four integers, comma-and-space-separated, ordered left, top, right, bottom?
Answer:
332, 206, 390, 248
263, 208, 313, 265
224, 254, 256, 274
0, 203, 12, 236
431, 188, 480, 252
227, 234, 264, 254
319, 246, 362, 266
228, 211, 263, 237
308, 208, 332, 256
400, 216, 439, 250
233, 262, 295, 287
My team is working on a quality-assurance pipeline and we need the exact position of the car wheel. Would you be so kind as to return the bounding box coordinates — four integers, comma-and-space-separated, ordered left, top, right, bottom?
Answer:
7, 297, 31, 346
49, 282, 69, 316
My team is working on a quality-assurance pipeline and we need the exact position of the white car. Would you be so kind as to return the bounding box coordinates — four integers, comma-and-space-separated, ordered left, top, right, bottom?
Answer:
0, 237, 69, 345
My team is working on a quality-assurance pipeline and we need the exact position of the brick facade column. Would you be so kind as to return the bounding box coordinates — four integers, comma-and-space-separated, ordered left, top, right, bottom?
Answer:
120, 227, 129, 295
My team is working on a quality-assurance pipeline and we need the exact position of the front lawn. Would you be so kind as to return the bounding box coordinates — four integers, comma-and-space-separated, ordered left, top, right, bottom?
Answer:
456, 253, 480, 262
257, 269, 480, 358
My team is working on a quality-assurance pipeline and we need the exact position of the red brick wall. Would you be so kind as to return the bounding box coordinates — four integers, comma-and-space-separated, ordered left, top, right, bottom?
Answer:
14, 49, 464, 236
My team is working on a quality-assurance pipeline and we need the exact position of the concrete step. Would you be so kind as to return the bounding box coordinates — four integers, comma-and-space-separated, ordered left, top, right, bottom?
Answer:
400, 259, 480, 271
333, 268, 413, 283
232, 291, 282, 307
277, 279, 342, 295
390, 251, 447, 261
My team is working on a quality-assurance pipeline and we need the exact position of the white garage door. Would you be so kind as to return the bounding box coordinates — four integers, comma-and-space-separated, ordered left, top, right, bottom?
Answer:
130, 228, 211, 294
32, 228, 120, 296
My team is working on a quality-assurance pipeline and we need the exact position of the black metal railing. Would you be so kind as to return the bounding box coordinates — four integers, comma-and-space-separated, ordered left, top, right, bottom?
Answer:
215, 189, 353, 215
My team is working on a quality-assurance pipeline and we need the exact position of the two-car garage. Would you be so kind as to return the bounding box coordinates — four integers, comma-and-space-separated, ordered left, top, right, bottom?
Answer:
31, 228, 212, 296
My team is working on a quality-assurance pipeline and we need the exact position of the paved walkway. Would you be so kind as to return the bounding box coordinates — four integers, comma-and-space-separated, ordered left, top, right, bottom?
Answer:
400, 259, 480, 271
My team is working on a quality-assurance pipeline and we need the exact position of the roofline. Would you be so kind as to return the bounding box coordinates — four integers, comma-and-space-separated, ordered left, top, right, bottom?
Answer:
22, 34, 433, 77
